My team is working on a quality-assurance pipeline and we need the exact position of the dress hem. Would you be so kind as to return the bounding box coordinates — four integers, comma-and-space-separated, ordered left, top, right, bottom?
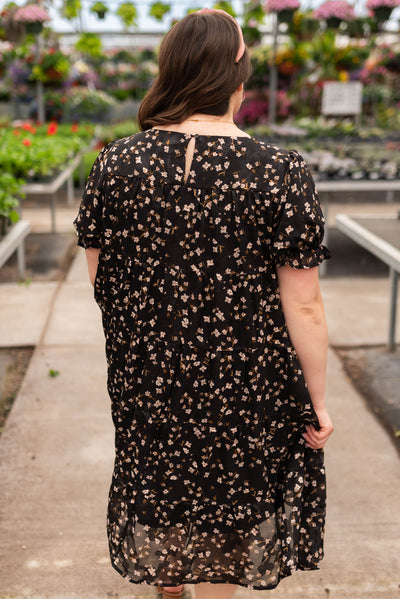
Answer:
110, 559, 322, 591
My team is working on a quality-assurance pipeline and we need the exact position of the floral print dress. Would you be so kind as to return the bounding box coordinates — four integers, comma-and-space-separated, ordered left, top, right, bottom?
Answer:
73, 129, 331, 591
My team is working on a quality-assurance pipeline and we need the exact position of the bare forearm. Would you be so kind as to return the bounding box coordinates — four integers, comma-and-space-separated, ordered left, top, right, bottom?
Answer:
282, 295, 328, 412
85, 247, 100, 286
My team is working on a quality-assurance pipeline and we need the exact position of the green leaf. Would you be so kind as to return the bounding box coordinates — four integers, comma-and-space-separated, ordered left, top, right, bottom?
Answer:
48, 369, 60, 378
149, 1, 170, 21
116, 2, 138, 28
212, 0, 236, 17
8, 210, 19, 223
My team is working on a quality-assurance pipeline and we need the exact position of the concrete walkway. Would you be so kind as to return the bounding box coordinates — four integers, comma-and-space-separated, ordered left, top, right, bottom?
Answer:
0, 198, 400, 598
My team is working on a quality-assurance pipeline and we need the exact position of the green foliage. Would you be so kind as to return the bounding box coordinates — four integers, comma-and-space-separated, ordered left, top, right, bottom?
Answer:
31, 49, 71, 83
149, 1, 170, 21
75, 33, 103, 58
287, 10, 321, 39
99, 119, 140, 144
90, 1, 109, 17
243, 1, 265, 25
73, 149, 99, 186
61, 0, 82, 20
212, 1, 236, 16
0, 172, 25, 234
116, 2, 138, 28
0, 123, 94, 181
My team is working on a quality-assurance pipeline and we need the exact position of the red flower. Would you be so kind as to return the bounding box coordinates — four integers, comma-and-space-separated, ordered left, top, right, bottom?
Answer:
47, 122, 58, 136
13, 129, 21, 136
71, 123, 79, 133
22, 138, 32, 146
22, 122, 32, 131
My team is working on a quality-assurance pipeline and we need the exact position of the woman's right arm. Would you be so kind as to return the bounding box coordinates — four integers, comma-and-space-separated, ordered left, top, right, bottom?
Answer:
276, 264, 334, 449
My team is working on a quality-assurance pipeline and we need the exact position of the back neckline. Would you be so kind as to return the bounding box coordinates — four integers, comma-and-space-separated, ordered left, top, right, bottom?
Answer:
149, 127, 254, 140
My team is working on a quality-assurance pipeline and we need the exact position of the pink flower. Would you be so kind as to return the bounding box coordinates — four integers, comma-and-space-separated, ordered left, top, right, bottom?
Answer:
14, 4, 51, 23
366, 0, 400, 7
313, 0, 355, 20
263, 0, 300, 12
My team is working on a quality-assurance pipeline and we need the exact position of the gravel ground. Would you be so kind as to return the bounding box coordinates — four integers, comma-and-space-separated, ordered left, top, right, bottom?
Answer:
337, 347, 400, 454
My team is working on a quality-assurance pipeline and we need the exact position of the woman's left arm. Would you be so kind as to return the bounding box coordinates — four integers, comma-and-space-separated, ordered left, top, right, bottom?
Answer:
85, 247, 100, 286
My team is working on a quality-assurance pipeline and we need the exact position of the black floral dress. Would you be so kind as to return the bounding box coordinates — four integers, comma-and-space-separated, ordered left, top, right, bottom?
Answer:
73, 129, 331, 591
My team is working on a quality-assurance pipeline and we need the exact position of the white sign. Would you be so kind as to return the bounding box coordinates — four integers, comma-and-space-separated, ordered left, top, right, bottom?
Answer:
322, 82, 363, 116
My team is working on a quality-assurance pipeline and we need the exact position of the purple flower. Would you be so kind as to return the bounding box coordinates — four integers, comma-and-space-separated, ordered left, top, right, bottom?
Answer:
313, 0, 355, 20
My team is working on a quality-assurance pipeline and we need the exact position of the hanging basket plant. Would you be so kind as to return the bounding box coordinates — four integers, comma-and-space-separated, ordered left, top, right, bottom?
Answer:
116, 2, 137, 28
366, 0, 400, 23
90, 2, 109, 19
62, 0, 82, 21
326, 15, 342, 27
149, 1, 170, 21
75, 32, 103, 58
313, 0, 355, 29
263, 0, 300, 24
13, 4, 51, 35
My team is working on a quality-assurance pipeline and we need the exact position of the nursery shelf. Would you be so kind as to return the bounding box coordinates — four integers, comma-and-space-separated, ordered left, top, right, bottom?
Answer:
0, 220, 31, 278
21, 153, 84, 233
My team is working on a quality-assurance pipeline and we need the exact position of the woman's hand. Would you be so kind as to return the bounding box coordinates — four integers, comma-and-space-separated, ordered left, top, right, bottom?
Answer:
303, 407, 334, 449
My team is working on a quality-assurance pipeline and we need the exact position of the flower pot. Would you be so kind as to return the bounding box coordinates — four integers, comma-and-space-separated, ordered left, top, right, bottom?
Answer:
25, 21, 44, 34
326, 16, 342, 28
95, 10, 106, 18
277, 8, 297, 23
373, 5, 392, 22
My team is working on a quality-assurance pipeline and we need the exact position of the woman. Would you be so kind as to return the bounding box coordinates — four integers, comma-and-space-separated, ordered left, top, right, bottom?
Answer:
74, 9, 334, 599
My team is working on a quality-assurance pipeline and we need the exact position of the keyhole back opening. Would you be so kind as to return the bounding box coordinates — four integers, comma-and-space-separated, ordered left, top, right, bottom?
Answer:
183, 136, 196, 185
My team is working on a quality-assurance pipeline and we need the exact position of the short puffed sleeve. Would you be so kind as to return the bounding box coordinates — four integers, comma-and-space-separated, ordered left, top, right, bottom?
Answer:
271, 150, 331, 269
73, 143, 111, 249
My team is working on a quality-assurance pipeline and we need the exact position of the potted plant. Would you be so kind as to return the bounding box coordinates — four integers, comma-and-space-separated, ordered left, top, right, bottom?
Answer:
366, 0, 400, 24
31, 48, 71, 84
313, 0, 355, 29
13, 3, 51, 35
263, 0, 301, 24
64, 86, 117, 123
75, 32, 103, 58
149, 1, 170, 21
90, 1, 109, 19
116, 2, 137, 28
287, 10, 321, 40
62, 0, 82, 21
0, 173, 24, 237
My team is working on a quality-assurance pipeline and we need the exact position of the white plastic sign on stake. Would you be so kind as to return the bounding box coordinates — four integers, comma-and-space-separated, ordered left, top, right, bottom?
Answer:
322, 81, 363, 116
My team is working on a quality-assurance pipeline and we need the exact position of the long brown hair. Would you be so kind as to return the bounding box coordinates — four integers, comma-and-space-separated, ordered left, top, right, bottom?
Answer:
138, 12, 251, 130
